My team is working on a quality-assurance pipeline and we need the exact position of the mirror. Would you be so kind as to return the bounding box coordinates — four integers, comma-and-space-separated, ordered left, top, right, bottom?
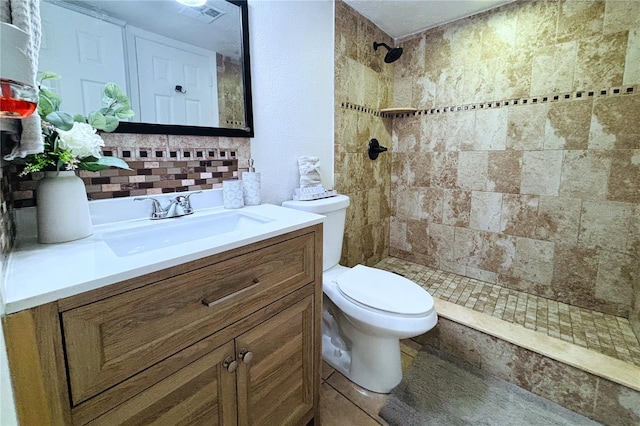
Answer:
38, 0, 254, 137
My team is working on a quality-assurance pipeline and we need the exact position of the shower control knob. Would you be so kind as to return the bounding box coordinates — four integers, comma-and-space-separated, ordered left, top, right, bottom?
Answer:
223, 356, 238, 373
238, 348, 254, 364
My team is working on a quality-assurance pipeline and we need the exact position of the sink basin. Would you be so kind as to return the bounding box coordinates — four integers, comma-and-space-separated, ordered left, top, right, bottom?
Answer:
102, 210, 275, 257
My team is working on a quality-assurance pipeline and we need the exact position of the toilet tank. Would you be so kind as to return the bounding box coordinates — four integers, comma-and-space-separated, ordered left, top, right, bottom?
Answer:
282, 194, 350, 271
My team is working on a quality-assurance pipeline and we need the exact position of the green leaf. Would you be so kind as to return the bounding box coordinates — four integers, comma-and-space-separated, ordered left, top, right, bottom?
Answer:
73, 114, 87, 123
102, 116, 119, 132
39, 71, 60, 82
115, 109, 135, 119
45, 111, 74, 130
80, 156, 131, 172
103, 82, 124, 101
88, 111, 107, 130
38, 89, 61, 117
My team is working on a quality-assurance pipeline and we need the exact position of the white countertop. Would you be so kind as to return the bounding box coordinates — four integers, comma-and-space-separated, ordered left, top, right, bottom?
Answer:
3, 190, 324, 314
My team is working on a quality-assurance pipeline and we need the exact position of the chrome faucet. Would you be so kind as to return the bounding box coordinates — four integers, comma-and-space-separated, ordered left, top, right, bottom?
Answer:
135, 191, 202, 220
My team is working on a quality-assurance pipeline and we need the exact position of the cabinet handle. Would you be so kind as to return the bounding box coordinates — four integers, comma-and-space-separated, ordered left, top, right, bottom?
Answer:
201, 278, 261, 307
238, 348, 254, 364
222, 356, 238, 373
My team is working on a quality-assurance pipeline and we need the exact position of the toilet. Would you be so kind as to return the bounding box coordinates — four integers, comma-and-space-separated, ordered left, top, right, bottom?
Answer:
282, 194, 437, 393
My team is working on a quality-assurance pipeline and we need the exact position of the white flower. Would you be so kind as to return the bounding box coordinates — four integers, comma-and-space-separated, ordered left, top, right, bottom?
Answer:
56, 122, 105, 159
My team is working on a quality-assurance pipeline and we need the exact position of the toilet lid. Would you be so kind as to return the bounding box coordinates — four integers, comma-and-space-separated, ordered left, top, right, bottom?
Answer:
335, 265, 434, 315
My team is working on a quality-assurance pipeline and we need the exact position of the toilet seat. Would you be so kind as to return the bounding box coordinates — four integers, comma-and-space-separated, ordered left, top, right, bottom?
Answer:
335, 265, 433, 316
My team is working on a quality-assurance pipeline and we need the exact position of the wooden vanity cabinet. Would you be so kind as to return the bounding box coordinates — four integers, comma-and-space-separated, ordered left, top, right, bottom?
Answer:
3, 225, 322, 426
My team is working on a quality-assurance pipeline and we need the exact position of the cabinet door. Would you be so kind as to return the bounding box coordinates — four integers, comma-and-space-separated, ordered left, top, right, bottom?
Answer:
236, 296, 314, 426
87, 341, 237, 426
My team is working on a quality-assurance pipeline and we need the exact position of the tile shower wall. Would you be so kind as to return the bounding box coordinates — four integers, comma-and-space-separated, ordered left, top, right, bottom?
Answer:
389, 0, 640, 336
7, 134, 250, 207
334, 0, 394, 267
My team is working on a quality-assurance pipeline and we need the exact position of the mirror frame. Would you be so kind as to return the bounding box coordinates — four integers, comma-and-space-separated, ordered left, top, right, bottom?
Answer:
114, 0, 254, 137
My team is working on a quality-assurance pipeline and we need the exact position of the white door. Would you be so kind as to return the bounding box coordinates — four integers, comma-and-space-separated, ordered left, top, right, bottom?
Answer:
38, 2, 127, 117
135, 37, 216, 126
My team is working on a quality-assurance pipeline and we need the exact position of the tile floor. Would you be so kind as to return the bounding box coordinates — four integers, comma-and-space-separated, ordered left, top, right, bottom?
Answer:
320, 340, 420, 426
374, 256, 640, 367
319, 256, 640, 423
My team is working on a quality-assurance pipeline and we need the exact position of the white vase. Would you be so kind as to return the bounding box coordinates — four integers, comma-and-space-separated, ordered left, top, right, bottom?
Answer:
36, 171, 93, 244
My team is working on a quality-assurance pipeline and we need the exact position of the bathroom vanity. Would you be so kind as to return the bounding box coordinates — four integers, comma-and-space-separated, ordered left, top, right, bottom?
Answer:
2, 199, 323, 425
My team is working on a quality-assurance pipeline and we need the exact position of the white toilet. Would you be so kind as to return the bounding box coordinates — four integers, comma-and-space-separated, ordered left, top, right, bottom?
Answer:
282, 194, 437, 393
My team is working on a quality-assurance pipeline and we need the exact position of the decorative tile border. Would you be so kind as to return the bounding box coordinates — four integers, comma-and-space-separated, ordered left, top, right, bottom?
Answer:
9, 147, 239, 208
341, 83, 640, 118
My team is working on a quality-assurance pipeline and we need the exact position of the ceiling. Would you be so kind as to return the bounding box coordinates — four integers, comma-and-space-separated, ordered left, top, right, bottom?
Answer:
344, 0, 514, 40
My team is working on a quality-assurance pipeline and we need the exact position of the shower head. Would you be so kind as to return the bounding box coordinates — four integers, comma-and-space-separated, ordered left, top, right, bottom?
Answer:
373, 41, 403, 63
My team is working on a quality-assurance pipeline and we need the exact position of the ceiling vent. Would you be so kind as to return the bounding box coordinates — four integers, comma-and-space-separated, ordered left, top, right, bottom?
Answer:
177, 5, 224, 24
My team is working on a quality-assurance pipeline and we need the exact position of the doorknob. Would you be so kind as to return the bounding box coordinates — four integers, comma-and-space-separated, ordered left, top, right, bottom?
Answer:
238, 348, 254, 364
222, 356, 238, 373
175, 85, 187, 94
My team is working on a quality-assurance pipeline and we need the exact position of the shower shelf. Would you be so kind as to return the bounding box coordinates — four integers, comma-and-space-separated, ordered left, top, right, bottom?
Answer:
380, 107, 417, 114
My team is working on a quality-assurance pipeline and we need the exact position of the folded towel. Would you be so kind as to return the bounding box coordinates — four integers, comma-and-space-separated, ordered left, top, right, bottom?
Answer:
1, 0, 44, 159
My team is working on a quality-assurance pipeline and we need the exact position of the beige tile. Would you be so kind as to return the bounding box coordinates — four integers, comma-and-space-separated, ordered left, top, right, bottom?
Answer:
436, 65, 465, 106
442, 189, 471, 227
603, 0, 640, 35
389, 218, 408, 252
607, 150, 640, 204
559, 150, 612, 200
515, 0, 559, 50
457, 151, 488, 191
512, 237, 555, 285
469, 191, 503, 233
413, 73, 437, 110
445, 16, 483, 67
530, 41, 577, 95
463, 59, 495, 103
574, 32, 627, 91
431, 152, 458, 189
493, 49, 533, 100
551, 245, 599, 306
579, 200, 635, 253
521, 150, 563, 196
507, 103, 548, 150
595, 251, 636, 307
419, 187, 444, 223
480, 5, 518, 60
624, 29, 640, 86
556, 0, 605, 43
474, 108, 508, 151
487, 151, 522, 194
326, 372, 389, 425
500, 194, 539, 238
535, 196, 582, 244
428, 223, 455, 263
320, 382, 380, 426
589, 95, 640, 150
544, 99, 592, 150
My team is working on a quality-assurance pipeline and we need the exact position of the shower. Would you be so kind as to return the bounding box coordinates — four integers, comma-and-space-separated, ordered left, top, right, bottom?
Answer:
373, 41, 403, 63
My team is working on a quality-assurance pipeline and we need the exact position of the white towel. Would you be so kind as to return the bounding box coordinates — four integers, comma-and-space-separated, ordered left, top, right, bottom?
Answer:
1, 0, 44, 160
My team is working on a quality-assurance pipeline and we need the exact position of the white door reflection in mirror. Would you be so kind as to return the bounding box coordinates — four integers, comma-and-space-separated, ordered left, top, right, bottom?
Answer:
39, 2, 127, 117
135, 37, 218, 126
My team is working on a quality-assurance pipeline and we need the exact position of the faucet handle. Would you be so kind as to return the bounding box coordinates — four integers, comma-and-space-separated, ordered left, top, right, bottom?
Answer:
134, 197, 166, 219
180, 191, 202, 215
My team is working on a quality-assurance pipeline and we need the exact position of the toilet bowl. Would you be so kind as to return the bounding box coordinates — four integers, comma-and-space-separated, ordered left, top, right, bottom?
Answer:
282, 194, 437, 393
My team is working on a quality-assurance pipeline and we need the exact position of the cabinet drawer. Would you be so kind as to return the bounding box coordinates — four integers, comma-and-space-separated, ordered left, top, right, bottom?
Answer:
62, 233, 315, 405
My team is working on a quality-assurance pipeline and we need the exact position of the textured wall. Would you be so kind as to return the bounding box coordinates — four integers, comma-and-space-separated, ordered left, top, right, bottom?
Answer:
389, 0, 640, 328
334, 0, 394, 267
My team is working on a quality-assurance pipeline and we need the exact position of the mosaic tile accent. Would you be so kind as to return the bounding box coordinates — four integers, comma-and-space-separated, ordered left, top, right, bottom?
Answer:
375, 256, 640, 368
8, 147, 239, 207
341, 83, 640, 119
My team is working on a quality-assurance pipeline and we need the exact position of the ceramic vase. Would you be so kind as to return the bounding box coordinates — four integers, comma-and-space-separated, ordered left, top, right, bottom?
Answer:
36, 171, 93, 244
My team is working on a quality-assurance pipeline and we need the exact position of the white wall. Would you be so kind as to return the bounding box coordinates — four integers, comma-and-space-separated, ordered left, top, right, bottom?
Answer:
248, 0, 335, 204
